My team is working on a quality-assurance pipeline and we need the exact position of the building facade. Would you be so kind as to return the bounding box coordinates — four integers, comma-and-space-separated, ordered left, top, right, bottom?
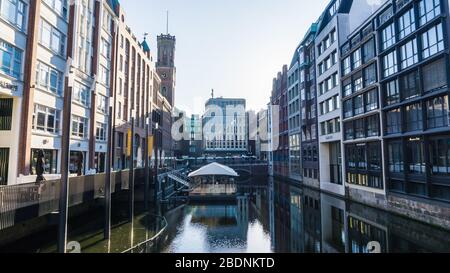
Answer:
270, 66, 289, 179
0, 0, 168, 185
203, 97, 247, 156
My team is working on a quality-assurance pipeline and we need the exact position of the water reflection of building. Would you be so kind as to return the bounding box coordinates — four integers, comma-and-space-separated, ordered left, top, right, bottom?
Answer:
320, 193, 347, 253
272, 177, 291, 252
290, 187, 303, 253
237, 196, 249, 239
303, 189, 322, 253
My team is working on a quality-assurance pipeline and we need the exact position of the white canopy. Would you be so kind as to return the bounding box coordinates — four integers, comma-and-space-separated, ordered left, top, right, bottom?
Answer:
188, 162, 239, 178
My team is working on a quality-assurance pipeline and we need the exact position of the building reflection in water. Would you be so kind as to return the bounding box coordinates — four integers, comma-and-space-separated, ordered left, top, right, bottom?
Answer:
162, 178, 450, 253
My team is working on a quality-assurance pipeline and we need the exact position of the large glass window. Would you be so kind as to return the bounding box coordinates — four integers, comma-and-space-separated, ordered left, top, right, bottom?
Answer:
419, 0, 441, 26
362, 39, 375, 63
401, 70, 420, 100
364, 63, 377, 87
422, 23, 444, 59
381, 23, 396, 50
383, 51, 397, 78
388, 141, 404, 173
386, 108, 401, 134
0, 98, 13, 131
400, 39, 418, 69
385, 80, 399, 105
366, 114, 380, 137
398, 8, 416, 40
353, 74, 363, 93
427, 95, 448, 129
43, 0, 67, 19
73, 82, 90, 107
406, 103, 423, 132
31, 149, 58, 175
36, 61, 64, 95
423, 58, 447, 93
0, 39, 23, 79
32, 104, 61, 134
344, 99, 352, 118
40, 19, 66, 56
343, 80, 352, 97
344, 122, 353, 140
352, 48, 361, 69
354, 95, 364, 116
365, 89, 378, 112
96, 122, 107, 141
343, 57, 351, 75
355, 119, 365, 139
430, 137, 450, 175
406, 138, 426, 174
72, 115, 88, 138
0, 0, 27, 30
367, 142, 381, 171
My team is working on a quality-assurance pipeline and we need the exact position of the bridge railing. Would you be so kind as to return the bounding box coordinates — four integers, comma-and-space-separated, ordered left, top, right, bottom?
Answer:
0, 168, 151, 231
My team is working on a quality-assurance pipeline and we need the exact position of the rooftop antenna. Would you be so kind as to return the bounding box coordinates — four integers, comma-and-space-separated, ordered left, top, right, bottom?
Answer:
211, 89, 214, 99
166, 10, 169, 34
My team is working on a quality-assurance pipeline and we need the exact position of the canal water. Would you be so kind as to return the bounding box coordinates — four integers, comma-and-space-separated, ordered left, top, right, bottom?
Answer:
158, 178, 450, 253
1, 178, 450, 253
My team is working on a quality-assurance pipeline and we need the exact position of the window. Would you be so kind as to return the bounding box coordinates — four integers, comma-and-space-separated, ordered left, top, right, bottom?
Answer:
406, 103, 423, 132
36, 61, 64, 95
343, 80, 352, 97
43, 0, 67, 19
386, 108, 401, 134
97, 94, 107, 113
407, 138, 425, 174
0, 39, 23, 78
100, 65, 110, 86
32, 104, 61, 134
385, 80, 399, 105
343, 57, 351, 75
381, 23, 395, 50
73, 82, 90, 107
101, 38, 111, 59
352, 48, 361, 69
353, 74, 363, 93
423, 58, 447, 93
96, 122, 107, 141
344, 99, 352, 118
427, 95, 448, 129
355, 119, 365, 139
364, 63, 376, 87
398, 8, 416, 40
388, 141, 404, 173
31, 149, 58, 175
401, 70, 420, 100
383, 51, 397, 78
400, 39, 418, 69
40, 19, 66, 56
365, 89, 378, 112
422, 23, 444, 59
429, 137, 450, 175
344, 121, 353, 140
117, 101, 122, 119
367, 142, 381, 171
0, 98, 13, 131
419, 0, 441, 26
366, 115, 380, 137
0, 0, 27, 30
354, 95, 364, 116
362, 39, 375, 63
72, 115, 88, 138
379, 6, 394, 25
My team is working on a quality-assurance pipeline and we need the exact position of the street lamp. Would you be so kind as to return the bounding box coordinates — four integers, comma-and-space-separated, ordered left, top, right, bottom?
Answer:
144, 114, 150, 212
153, 122, 159, 205
129, 111, 135, 222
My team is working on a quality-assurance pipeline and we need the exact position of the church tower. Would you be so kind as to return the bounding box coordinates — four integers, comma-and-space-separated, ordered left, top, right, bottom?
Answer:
156, 33, 176, 107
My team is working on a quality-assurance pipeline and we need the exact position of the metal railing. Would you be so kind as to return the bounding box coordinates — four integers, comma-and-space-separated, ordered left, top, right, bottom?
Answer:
121, 214, 168, 253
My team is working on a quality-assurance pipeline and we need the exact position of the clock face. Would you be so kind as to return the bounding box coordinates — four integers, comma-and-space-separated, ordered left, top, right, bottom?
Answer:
162, 72, 167, 79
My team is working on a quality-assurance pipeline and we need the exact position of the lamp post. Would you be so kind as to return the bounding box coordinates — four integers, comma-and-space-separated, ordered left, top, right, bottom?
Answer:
153, 122, 159, 205
129, 113, 135, 222
104, 106, 113, 239
144, 114, 150, 212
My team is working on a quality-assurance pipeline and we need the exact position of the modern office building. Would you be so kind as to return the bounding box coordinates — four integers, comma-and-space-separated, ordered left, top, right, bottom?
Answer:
270, 66, 289, 179
376, 0, 450, 203
287, 48, 302, 182
299, 25, 320, 189
202, 97, 247, 156
256, 108, 269, 161
315, 0, 353, 196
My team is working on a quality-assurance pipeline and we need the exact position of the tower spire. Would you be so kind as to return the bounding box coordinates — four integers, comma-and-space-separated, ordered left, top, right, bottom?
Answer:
166, 10, 169, 34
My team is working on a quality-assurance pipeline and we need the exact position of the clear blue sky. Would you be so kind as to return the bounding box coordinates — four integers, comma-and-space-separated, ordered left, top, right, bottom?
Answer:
121, 0, 330, 114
